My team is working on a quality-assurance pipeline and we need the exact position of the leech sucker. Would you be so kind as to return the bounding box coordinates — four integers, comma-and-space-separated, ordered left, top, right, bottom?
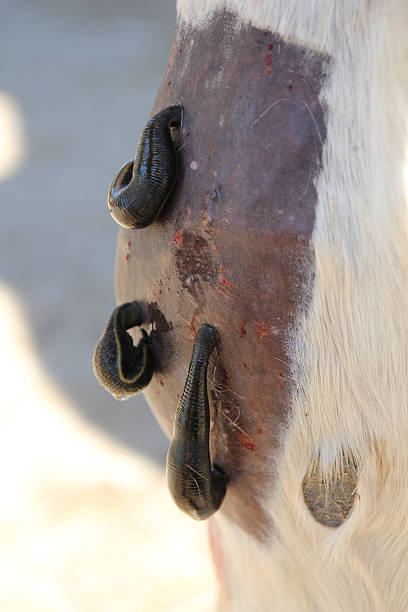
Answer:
166, 324, 228, 520
108, 104, 183, 229
92, 301, 154, 400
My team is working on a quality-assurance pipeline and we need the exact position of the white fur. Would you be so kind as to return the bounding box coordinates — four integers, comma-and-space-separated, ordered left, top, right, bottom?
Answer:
178, 1, 408, 610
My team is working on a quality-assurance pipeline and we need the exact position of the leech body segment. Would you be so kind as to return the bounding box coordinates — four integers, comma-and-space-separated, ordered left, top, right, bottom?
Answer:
108, 105, 183, 229
92, 301, 154, 400
166, 324, 227, 520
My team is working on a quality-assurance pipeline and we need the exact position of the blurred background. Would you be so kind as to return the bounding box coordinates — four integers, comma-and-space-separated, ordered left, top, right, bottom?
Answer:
0, 1, 215, 609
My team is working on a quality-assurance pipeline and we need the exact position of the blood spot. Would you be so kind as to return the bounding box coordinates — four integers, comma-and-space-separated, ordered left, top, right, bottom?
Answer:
237, 321, 246, 337
254, 321, 279, 338
189, 315, 198, 339
127, 239, 131, 248
220, 278, 233, 289
125, 253, 130, 262
237, 432, 256, 451
264, 54, 273, 75
173, 231, 183, 248
258, 428, 263, 434
267, 44, 273, 50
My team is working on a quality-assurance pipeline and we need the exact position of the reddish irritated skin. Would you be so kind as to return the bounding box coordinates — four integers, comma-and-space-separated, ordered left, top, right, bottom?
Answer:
115, 12, 328, 540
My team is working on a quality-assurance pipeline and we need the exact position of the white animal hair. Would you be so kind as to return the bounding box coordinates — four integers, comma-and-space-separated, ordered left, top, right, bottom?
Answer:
178, 1, 408, 610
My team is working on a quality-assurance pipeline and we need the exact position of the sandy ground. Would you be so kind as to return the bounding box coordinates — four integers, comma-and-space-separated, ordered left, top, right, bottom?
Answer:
0, 1, 216, 609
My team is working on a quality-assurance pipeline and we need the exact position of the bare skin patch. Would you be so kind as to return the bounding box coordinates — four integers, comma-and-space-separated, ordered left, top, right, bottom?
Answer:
115, 11, 329, 539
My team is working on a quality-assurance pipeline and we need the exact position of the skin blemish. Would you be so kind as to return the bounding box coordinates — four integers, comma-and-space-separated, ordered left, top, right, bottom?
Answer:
243, 362, 248, 369
127, 239, 131, 248
125, 253, 130, 262
264, 54, 273, 76
267, 44, 273, 50
237, 321, 246, 337
190, 160, 198, 170
254, 322, 279, 338
211, 185, 222, 201
220, 278, 233, 290
189, 315, 198, 339
258, 428, 263, 434
237, 432, 256, 451
173, 231, 183, 248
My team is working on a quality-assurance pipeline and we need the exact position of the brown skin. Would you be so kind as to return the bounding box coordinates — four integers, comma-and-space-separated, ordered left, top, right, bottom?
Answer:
115, 12, 329, 540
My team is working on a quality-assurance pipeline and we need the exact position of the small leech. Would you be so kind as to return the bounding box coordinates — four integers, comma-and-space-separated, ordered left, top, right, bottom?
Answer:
108, 104, 183, 229
166, 324, 228, 520
92, 301, 154, 400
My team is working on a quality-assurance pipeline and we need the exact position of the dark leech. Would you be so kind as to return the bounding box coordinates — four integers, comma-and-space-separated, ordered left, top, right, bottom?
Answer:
302, 454, 358, 527
166, 324, 228, 520
108, 105, 183, 229
92, 301, 154, 400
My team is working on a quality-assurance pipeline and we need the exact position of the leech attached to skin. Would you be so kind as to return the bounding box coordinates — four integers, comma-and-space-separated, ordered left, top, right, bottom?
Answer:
166, 324, 227, 520
92, 301, 154, 400
108, 104, 183, 229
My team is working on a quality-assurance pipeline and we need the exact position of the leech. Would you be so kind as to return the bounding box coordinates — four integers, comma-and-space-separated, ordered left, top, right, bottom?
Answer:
108, 105, 183, 229
92, 301, 154, 400
166, 324, 227, 520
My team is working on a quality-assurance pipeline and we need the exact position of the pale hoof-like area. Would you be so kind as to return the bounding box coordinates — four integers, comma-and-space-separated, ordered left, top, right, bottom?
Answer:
302, 455, 358, 527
